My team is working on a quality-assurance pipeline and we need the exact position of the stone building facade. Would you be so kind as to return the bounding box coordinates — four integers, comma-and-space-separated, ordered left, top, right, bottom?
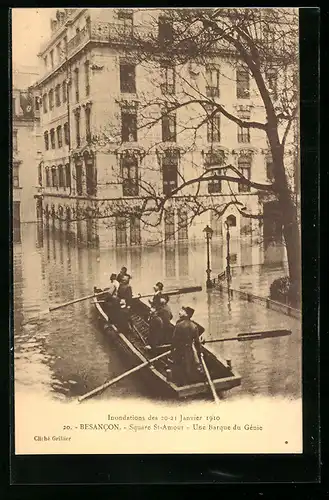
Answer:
34, 8, 297, 248
12, 66, 41, 240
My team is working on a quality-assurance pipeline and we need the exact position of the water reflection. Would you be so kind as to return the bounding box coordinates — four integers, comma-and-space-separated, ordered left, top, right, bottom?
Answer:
13, 225, 301, 403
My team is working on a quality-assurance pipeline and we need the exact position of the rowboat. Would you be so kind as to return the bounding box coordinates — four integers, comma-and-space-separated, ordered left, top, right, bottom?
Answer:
92, 286, 241, 400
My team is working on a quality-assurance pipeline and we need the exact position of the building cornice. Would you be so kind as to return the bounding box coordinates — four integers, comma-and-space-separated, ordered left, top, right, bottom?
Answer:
38, 9, 88, 57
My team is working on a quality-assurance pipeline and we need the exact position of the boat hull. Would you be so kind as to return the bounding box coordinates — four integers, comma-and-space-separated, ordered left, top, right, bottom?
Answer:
93, 291, 241, 400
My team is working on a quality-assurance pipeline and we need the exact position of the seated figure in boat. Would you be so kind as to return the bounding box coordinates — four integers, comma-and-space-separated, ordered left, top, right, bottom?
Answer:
157, 295, 174, 343
103, 273, 120, 316
106, 274, 119, 300
116, 266, 131, 284
149, 282, 164, 309
117, 275, 133, 306
145, 307, 164, 350
171, 306, 203, 386
116, 298, 134, 334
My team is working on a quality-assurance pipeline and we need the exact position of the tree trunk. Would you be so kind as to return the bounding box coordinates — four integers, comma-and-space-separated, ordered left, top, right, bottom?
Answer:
271, 142, 301, 293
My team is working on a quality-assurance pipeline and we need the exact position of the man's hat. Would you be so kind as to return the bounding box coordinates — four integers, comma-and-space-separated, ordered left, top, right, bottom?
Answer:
156, 282, 164, 290
182, 306, 195, 319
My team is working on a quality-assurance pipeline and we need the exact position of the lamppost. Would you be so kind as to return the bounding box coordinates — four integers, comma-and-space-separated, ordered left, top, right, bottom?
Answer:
224, 220, 232, 311
203, 224, 214, 289
225, 220, 231, 285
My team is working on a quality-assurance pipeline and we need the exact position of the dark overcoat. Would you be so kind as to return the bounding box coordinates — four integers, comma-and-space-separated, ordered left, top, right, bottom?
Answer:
171, 317, 202, 385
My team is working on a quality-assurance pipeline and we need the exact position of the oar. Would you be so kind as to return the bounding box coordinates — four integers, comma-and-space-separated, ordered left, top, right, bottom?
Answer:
202, 329, 292, 344
78, 349, 171, 403
199, 353, 220, 405
22, 286, 202, 326
154, 329, 291, 350
22, 291, 107, 325
135, 285, 202, 300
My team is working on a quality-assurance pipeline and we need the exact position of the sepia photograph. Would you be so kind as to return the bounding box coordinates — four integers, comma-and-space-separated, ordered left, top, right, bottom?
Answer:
12, 7, 302, 455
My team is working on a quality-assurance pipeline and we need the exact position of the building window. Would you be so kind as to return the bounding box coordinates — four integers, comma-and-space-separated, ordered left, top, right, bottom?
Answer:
160, 63, 175, 94
164, 208, 175, 242
50, 50, 54, 68
238, 156, 251, 192
237, 68, 250, 98
74, 110, 81, 147
266, 68, 278, 100
51, 166, 58, 188
44, 55, 48, 69
162, 111, 176, 142
65, 163, 71, 188
211, 211, 222, 237
35, 97, 40, 111
121, 108, 137, 142
75, 161, 83, 195
38, 162, 42, 186
74, 68, 79, 102
13, 163, 19, 188
45, 167, 50, 187
118, 12, 134, 37
58, 165, 65, 188
84, 61, 90, 96
121, 155, 139, 196
49, 89, 54, 110
13, 130, 18, 152
64, 122, 70, 145
116, 217, 127, 246
226, 214, 237, 227
237, 125, 250, 143
44, 131, 49, 150
56, 125, 63, 148
204, 151, 224, 194
120, 62, 136, 93
162, 151, 178, 195
85, 156, 96, 196
85, 107, 91, 143
12, 97, 16, 116
207, 111, 221, 143
206, 65, 220, 97
43, 94, 48, 113
56, 42, 62, 62
177, 209, 188, 241
50, 128, 56, 149
62, 81, 67, 103
55, 84, 61, 106
158, 16, 173, 45
266, 156, 274, 182
130, 215, 141, 245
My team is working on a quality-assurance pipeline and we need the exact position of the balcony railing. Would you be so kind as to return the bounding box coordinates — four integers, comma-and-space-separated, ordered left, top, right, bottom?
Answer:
67, 22, 149, 58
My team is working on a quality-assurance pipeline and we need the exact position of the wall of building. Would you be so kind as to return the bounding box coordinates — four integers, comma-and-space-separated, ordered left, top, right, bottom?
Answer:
12, 67, 41, 225
34, 8, 297, 249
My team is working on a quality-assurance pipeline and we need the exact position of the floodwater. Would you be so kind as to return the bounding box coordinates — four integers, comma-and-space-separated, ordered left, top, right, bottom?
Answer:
12, 224, 301, 403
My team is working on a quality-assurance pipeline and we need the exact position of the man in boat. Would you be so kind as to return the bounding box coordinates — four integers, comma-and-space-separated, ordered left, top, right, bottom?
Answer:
171, 306, 203, 386
106, 273, 119, 299
103, 273, 120, 316
157, 295, 173, 343
145, 307, 164, 350
117, 275, 133, 306
117, 266, 131, 284
149, 282, 164, 309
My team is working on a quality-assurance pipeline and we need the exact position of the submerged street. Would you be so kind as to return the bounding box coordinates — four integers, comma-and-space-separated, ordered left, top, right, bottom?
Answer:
13, 224, 301, 403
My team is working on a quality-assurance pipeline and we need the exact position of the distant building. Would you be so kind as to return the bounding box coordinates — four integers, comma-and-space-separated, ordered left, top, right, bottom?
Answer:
33, 8, 298, 249
12, 66, 41, 239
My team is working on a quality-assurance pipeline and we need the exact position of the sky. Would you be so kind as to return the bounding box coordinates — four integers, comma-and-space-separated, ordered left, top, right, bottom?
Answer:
11, 8, 56, 69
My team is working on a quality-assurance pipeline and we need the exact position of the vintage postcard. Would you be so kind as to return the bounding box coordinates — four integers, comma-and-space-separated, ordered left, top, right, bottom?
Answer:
12, 7, 303, 456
